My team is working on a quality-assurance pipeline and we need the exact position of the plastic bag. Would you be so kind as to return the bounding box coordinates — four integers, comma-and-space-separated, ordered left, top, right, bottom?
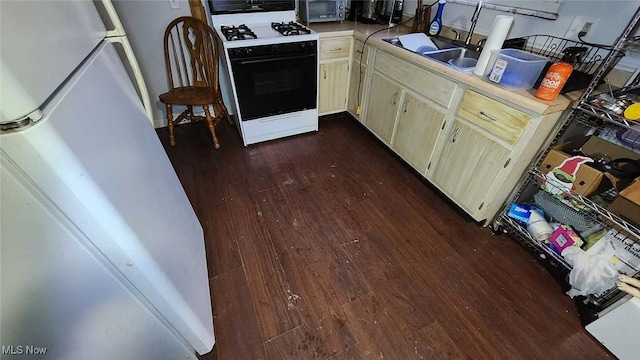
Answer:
562, 246, 617, 298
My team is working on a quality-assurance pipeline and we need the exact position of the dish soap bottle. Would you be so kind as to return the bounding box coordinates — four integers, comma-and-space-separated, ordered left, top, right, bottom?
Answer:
428, 0, 446, 36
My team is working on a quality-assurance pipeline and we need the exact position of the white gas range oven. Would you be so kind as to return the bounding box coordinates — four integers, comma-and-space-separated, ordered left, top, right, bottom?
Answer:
209, 0, 319, 145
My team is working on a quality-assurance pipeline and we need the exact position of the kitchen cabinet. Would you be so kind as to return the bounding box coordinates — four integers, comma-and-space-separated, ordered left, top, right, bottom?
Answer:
318, 37, 352, 115
433, 119, 511, 217
364, 72, 401, 144
319, 61, 349, 114
363, 49, 456, 156
391, 92, 446, 173
430, 88, 551, 221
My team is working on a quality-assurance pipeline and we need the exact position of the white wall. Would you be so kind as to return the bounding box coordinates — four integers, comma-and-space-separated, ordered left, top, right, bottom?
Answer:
112, 0, 191, 127
403, 0, 640, 69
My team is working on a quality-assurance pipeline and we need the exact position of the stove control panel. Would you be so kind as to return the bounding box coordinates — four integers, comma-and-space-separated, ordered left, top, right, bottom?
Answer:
227, 40, 317, 59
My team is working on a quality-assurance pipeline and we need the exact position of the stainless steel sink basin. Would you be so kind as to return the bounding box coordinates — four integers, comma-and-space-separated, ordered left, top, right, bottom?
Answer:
381, 36, 458, 51
381, 36, 481, 72
421, 47, 480, 62
420, 47, 481, 71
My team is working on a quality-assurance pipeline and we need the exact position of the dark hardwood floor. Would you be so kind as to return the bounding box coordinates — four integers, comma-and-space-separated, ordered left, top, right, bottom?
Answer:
157, 113, 612, 359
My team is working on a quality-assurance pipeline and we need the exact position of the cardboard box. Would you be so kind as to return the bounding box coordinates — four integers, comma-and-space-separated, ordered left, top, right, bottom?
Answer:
539, 136, 640, 197
608, 179, 640, 226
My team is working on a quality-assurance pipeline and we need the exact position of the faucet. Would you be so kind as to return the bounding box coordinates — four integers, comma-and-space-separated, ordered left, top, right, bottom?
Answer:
464, 1, 483, 47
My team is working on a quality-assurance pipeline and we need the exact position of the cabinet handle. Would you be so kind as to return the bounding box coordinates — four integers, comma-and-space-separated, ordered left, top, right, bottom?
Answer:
402, 99, 409, 113
479, 111, 497, 121
391, 91, 398, 105
323, 68, 327, 79
330, 48, 342, 52
451, 127, 460, 143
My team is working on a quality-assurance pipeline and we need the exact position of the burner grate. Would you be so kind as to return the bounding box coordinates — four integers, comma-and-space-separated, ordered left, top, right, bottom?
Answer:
220, 24, 257, 41
271, 21, 311, 36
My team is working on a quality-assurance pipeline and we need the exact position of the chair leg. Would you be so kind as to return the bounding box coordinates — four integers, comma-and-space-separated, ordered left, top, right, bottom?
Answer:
216, 96, 233, 125
204, 105, 220, 149
166, 104, 176, 147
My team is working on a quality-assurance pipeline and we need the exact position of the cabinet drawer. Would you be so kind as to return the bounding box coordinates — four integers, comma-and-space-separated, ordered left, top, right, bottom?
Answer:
353, 39, 370, 65
320, 38, 352, 60
374, 51, 456, 108
457, 90, 531, 144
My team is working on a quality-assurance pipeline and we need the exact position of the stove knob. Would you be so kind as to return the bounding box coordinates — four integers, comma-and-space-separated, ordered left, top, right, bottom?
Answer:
299, 42, 307, 50
271, 44, 280, 53
339, 5, 344, 9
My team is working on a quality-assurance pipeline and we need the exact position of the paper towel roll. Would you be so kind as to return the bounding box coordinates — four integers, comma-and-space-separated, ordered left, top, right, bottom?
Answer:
473, 15, 514, 76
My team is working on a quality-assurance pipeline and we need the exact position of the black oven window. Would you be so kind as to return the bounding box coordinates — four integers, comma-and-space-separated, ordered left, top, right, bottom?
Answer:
254, 70, 302, 95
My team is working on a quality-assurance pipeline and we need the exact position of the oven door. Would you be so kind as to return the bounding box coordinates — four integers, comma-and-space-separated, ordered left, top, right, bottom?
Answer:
229, 44, 317, 121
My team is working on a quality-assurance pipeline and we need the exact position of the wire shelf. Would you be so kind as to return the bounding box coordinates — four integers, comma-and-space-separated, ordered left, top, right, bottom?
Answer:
576, 101, 640, 130
530, 168, 640, 242
520, 35, 612, 75
500, 214, 572, 270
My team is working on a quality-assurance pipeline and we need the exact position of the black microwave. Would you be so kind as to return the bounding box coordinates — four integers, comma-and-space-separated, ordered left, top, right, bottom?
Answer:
299, 0, 345, 23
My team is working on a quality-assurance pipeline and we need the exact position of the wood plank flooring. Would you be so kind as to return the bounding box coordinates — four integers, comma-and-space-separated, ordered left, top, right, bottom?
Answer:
157, 113, 612, 359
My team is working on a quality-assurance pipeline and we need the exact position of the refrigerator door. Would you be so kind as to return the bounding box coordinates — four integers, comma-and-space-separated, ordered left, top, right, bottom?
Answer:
0, 155, 197, 360
0, 42, 214, 354
0, 0, 105, 123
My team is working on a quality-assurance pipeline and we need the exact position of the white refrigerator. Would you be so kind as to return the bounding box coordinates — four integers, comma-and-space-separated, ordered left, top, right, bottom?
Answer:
0, 1, 214, 359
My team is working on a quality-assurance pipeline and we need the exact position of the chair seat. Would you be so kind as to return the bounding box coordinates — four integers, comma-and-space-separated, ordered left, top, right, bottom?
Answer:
159, 86, 218, 106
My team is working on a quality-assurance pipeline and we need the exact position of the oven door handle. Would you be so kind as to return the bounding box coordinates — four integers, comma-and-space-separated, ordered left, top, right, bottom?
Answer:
234, 53, 316, 65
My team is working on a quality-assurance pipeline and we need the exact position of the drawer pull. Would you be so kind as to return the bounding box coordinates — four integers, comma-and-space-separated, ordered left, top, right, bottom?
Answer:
479, 111, 497, 121
330, 48, 342, 52
451, 127, 460, 143
391, 91, 398, 105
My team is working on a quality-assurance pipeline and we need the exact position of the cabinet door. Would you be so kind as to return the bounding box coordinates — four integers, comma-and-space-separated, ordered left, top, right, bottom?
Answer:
347, 61, 366, 121
433, 120, 510, 214
365, 73, 401, 144
319, 60, 349, 115
392, 93, 446, 173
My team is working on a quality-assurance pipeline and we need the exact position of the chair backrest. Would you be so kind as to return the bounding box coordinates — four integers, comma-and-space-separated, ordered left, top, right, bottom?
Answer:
163, 16, 219, 92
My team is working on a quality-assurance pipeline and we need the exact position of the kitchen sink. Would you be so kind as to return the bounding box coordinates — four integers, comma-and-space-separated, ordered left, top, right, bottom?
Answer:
420, 47, 481, 72
382, 36, 458, 51
382, 36, 480, 72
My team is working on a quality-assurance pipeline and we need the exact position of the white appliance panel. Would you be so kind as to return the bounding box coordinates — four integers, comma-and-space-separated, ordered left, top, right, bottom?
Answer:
586, 296, 640, 360
0, 0, 106, 123
0, 155, 196, 360
0, 42, 213, 354
241, 109, 318, 145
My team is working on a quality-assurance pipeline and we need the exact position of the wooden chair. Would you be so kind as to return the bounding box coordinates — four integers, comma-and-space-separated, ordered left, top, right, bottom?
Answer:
160, 16, 232, 149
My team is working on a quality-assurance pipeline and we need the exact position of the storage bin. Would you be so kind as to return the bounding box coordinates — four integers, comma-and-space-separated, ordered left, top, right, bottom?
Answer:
484, 49, 549, 90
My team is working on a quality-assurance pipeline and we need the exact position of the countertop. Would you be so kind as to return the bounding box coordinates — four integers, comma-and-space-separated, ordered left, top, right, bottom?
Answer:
309, 21, 580, 115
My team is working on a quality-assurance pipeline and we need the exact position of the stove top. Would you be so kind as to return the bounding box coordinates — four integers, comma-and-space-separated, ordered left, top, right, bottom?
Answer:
212, 10, 318, 47
220, 25, 257, 41
271, 21, 311, 36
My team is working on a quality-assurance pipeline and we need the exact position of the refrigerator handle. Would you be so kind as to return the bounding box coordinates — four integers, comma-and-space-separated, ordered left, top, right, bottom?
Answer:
99, 0, 154, 125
